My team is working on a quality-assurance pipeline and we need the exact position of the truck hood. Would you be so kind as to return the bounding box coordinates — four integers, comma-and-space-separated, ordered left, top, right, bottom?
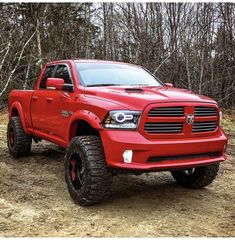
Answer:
83, 86, 216, 110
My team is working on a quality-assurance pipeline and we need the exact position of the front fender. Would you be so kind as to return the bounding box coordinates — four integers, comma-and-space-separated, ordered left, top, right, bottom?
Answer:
67, 110, 103, 142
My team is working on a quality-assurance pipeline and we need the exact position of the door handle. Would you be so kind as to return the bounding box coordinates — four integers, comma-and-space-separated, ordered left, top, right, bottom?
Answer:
32, 96, 38, 101
46, 97, 53, 102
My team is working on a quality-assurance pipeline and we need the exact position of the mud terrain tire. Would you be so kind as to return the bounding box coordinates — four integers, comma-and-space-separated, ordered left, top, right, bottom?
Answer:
7, 116, 32, 157
65, 136, 113, 206
171, 163, 220, 188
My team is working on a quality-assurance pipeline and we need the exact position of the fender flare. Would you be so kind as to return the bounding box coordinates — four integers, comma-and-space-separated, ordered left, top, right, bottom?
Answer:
10, 102, 29, 134
67, 110, 103, 142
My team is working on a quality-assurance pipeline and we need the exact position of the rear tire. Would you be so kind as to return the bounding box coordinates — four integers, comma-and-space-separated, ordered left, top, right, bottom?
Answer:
65, 136, 113, 206
7, 116, 32, 157
171, 163, 220, 188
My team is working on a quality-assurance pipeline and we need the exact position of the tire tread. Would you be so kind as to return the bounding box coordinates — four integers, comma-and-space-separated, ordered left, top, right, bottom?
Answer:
171, 163, 220, 188
7, 116, 32, 157
65, 135, 112, 206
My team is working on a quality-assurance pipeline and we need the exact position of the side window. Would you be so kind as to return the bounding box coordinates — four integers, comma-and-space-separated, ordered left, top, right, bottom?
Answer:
54, 65, 73, 85
40, 65, 55, 89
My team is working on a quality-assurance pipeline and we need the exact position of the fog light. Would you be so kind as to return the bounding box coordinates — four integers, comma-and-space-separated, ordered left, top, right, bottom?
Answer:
123, 150, 133, 163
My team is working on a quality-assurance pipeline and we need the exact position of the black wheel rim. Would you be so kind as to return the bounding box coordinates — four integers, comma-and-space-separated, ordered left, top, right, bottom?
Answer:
69, 153, 85, 190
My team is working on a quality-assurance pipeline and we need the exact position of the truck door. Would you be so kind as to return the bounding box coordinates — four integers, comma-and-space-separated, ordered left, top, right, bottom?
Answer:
46, 64, 76, 142
31, 65, 56, 136
31, 64, 76, 144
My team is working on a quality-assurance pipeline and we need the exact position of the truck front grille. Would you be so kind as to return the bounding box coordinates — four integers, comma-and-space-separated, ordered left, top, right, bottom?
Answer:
195, 107, 217, 116
192, 121, 217, 132
144, 122, 183, 134
143, 104, 219, 137
148, 106, 184, 117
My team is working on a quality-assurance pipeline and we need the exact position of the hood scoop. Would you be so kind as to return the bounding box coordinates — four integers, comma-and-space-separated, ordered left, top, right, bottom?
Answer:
124, 87, 144, 93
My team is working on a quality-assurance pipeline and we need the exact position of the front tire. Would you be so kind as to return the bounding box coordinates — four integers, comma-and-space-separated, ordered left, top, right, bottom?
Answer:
7, 116, 32, 157
171, 163, 220, 188
65, 136, 113, 206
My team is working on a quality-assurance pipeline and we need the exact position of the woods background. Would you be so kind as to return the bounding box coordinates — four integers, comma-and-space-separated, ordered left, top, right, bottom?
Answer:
0, 2, 234, 108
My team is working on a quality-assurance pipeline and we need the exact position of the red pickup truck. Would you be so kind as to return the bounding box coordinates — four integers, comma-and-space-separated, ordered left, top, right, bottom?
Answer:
7, 59, 228, 206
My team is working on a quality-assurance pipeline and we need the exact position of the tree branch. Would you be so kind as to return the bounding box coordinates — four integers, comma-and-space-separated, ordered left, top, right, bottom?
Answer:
0, 30, 36, 97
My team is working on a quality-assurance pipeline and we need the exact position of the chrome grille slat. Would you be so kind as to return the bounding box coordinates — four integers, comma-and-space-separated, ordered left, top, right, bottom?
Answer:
150, 109, 183, 111
145, 126, 182, 128
195, 112, 217, 114
195, 107, 216, 110
149, 114, 183, 116
192, 121, 217, 132
195, 107, 217, 116
150, 107, 183, 110
146, 130, 182, 133
148, 107, 184, 117
193, 129, 216, 132
194, 121, 217, 125
195, 110, 217, 112
149, 110, 184, 112
193, 125, 217, 127
193, 128, 216, 131
145, 122, 182, 126
144, 122, 183, 134
194, 114, 217, 116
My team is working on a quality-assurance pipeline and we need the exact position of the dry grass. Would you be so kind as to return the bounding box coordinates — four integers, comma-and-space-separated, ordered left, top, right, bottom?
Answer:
0, 110, 8, 124
0, 111, 8, 146
222, 117, 235, 133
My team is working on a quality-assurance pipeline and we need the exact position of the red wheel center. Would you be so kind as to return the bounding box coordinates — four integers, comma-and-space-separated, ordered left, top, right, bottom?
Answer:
71, 159, 77, 181
9, 129, 14, 146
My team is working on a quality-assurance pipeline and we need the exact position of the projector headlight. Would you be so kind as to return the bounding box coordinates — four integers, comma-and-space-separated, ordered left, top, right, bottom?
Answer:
104, 110, 141, 129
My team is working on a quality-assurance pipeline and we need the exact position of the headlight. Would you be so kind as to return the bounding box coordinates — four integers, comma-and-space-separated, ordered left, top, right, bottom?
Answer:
104, 110, 141, 129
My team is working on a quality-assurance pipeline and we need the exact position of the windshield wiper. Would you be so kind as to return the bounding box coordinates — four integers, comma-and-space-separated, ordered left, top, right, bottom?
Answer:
86, 84, 120, 87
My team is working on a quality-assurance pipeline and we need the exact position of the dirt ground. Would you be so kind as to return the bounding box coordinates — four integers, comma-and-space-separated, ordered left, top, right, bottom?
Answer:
0, 110, 234, 237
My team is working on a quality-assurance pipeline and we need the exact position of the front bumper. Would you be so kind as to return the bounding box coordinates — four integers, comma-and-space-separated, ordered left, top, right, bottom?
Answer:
100, 128, 228, 171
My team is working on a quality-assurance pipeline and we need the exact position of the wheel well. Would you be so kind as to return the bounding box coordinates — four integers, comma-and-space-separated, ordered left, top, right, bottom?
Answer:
11, 108, 19, 117
70, 120, 100, 141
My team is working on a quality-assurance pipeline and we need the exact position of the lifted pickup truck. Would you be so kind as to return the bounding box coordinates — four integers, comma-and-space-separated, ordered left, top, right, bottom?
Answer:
7, 59, 228, 206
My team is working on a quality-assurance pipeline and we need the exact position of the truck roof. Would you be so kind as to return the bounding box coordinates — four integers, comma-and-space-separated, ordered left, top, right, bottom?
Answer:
47, 59, 139, 67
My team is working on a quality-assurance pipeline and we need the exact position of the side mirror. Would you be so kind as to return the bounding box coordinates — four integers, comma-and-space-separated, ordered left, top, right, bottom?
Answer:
46, 78, 74, 92
165, 83, 174, 88
46, 78, 64, 90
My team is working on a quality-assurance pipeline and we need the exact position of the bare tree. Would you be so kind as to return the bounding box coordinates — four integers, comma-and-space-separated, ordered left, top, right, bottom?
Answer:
0, 2, 234, 107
